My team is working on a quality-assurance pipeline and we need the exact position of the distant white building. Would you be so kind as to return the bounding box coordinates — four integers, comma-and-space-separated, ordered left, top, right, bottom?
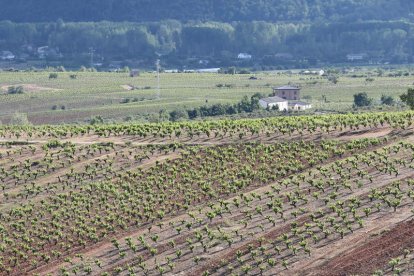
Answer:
259, 96, 289, 111
301, 69, 325, 76
1, 51, 15, 61
288, 101, 312, 111
199, 59, 209, 65
260, 86, 312, 112
164, 69, 179, 73
238, 53, 252, 60
37, 46, 62, 59
37, 46, 49, 58
347, 53, 367, 61
195, 68, 221, 73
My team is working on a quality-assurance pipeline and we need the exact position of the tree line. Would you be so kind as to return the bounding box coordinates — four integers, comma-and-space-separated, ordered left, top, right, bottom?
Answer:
1, 0, 414, 23
167, 89, 414, 122
169, 93, 265, 121
1, 20, 414, 65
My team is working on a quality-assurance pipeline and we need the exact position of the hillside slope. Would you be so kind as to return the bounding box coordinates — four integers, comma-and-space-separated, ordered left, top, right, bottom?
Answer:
1, 0, 413, 23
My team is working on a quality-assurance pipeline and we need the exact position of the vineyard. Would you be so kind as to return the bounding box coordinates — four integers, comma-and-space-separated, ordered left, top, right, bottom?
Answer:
0, 70, 411, 124
0, 111, 414, 275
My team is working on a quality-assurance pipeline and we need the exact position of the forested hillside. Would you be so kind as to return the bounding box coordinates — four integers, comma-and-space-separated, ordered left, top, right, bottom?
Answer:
1, 0, 414, 23
1, 0, 414, 67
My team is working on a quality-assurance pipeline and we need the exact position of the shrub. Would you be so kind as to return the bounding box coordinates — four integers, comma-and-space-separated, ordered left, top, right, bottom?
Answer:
9, 113, 30, 125
169, 109, 188, 122
238, 69, 251, 74
380, 95, 394, 106
90, 116, 104, 125
44, 140, 63, 149
328, 75, 339, 84
7, 86, 24, 94
49, 73, 58, 79
353, 92, 372, 107
400, 88, 414, 110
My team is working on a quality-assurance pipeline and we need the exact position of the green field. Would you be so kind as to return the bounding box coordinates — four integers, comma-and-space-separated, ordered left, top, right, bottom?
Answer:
0, 69, 412, 124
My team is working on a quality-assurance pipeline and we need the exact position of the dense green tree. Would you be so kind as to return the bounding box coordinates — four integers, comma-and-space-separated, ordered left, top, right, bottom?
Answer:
400, 88, 414, 110
381, 95, 395, 106
1, 2, 414, 64
2, 0, 414, 23
353, 93, 373, 107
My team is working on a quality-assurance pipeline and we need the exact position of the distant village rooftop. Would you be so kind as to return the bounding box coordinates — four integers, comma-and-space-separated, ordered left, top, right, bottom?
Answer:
259, 96, 287, 104
274, 85, 300, 90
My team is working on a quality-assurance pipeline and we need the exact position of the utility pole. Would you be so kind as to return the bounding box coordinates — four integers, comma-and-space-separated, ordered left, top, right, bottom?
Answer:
156, 58, 160, 99
89, 47, 95, 68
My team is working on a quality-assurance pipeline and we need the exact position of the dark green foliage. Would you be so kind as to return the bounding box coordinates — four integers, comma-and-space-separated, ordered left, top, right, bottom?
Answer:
90, 116, 104, 125
2, 0, 414, 22
353, 93, 373, 107
0, 1, 414, 64
0, 20, 413, 63
184, 93, 264, 120
49, 73, 58, 79
7, 86, 24, 94
381, 95, 395, 106
169, 109, 189, 122
400, 88, 414, 110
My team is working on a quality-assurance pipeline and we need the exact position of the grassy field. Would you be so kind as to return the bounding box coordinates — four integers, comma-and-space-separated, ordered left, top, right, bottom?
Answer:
0, 68, 412, 124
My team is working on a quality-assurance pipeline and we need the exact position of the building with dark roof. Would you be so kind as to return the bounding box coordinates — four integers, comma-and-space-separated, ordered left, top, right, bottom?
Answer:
272, 86, 301, 100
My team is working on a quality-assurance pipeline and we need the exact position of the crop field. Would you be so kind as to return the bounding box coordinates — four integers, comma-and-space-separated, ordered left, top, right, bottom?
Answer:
0, 69, 412, 124
0, 111, 413, 275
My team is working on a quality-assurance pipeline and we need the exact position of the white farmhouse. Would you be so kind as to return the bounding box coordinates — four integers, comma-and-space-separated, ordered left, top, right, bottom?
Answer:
238, 53, 252, 60
288, 101, 312, 111
259, 96, 288, 111
1, 51, 15, 61
346, 53, 367, 61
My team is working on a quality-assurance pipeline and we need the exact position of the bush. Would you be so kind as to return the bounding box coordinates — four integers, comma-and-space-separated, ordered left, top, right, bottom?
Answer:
328, 75, 339, 84
7, 86, 24, 94
400, 88, 414, 110
49, 73, 58, 79
44, 140, 63, 149
353, 92, 372, 107
169, 109, 189, 122
380, 95, 394, 106
90, 116, 104, 125
238, 69, 251, 74
9, 113, 30, 125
